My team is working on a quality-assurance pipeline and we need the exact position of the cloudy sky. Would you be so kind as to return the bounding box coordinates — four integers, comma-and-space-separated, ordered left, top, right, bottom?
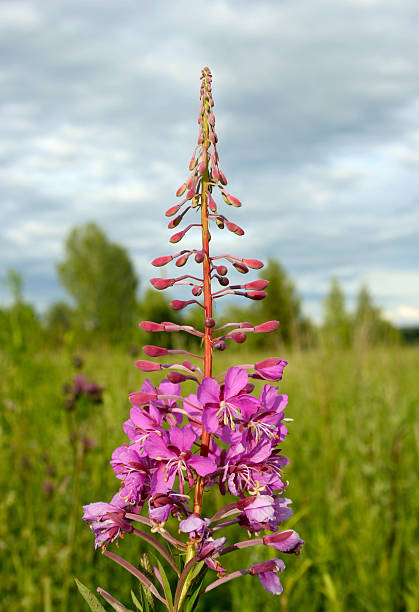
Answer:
1, 0, 419, 325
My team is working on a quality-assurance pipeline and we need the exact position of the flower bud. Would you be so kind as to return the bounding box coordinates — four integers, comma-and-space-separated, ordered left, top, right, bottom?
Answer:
226, 221, 244, 236
214, 340, 226, 351
187, 185, 197, 199
219, 169, 227, 185
176, 254, 189, 267
216, 217, 225, 229
129, 391, 157, 405
139, 321, 164, 332
244, 280, 269, 290
206, 197, 216, 217
198, 160, 206, 176
170, 230, 186, 244
245, 291, 267, 300
217, 275, 229, 286
165, 204, 181, 217
152, 255, 172, 267
221, 190, 242, 207
205, 317, 215, 328
232, 261, 249, 274
232, 332, 247, 343
176, 183, 186, 197
150, 278, 175, 290
167, 372, 190, 383
191, 194, 200, 208
242, 258, 264, 269
254, 320, 279, 333
192, 285, 203, 296
170, 299, 194, 310
142, 345, 168, 357
135, 360, 162, 372
186, 173, 196, 189
168, 215, 183, 229
255, 358, 282, 368
194, 250, 205, 263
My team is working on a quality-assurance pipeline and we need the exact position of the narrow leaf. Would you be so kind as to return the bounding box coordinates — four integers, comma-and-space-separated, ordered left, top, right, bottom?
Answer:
97, 587, 132, 612
130, 590, 143, 611
74, 578, 106, 612
185, 579, 204, 612
102, 550, 166, 605
156, 560, 174, 612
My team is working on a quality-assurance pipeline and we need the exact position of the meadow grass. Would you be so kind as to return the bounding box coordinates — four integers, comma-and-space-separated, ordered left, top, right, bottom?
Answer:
0, 345, 418, 611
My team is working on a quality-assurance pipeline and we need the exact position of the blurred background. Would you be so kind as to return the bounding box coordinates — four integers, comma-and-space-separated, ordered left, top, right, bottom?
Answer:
0, 1, 418, 610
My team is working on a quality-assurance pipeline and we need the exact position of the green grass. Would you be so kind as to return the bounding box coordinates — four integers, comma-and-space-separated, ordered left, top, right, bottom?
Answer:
0, 345, 418, 611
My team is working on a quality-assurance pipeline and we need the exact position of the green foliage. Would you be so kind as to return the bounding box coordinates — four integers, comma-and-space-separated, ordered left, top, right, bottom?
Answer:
1, 345, 418, 610
44, 301, 75, 346
322, 278, 352, 348
74, 578, 106, 611
57, 223, 138, 343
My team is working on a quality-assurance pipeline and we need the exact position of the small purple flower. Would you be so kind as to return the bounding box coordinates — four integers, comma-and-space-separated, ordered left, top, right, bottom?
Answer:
179, 514, 211, 539
144, 425, 217, 494
82, 501, 133, 549
250, 558, 286, 595
263, 529, 304, 554
197, 366, 258, 433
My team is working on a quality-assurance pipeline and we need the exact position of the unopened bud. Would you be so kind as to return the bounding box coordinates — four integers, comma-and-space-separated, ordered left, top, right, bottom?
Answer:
186, 173, 196, 189
216, 265, 227, 276
129, 391, 157, 405
205, 317, 215, 328
219, 169, 227, 185
167, 371, 190, 383
217, 275, 229, 286
214, 340, 226, 351
170, 299, 193, 311
226, 221, 244, 236
195, 250, 205, 263
165, 204, 181, 217
135, 360, 162, 372
189, 154, 197, 171
176, 254, 189, 267
139, 321, 164, 332
242, 258, 264, 269
233, 262, 249, 274
150, 278, 175, 290
192, 285, 203, 296
143, 345, 168, 357
244, 280, 269, 290
176, 184, 186, 197
245, 291, 267, 300
152, 255, 172, 267
221, 190, 242, 207
198, 160, 206, 176
170, 230, 186, 244
168, 215, 183, 229
216, 217, 225, 229
254, 320, 279, 333
232, 332, 247, 343
191, 194, 200, 208
207, 193, 217, 212
255, 358, 282, 368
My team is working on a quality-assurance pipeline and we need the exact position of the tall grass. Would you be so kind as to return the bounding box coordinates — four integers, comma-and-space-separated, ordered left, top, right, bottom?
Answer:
0, 345, 417, 610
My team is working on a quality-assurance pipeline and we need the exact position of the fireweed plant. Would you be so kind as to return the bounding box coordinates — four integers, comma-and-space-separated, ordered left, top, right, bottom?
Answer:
81, 67, 303, 611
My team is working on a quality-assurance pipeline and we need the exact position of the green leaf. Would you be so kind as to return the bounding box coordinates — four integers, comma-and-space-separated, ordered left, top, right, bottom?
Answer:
184, 579, 204, 612
74, 578, 106, 612
97, 587, 133, 612
131, 590, 143, 611
156, 560, 174, 612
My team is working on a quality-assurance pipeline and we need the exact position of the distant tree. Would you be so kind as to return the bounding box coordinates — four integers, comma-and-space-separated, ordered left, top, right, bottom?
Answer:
57, 223, 138, 342
354, 284, 400, 346
44, 301, 74, 345
255, 258, 308, 347
2, 269, 42, 353
138, 288, 182, 349
322, 278, 352, 348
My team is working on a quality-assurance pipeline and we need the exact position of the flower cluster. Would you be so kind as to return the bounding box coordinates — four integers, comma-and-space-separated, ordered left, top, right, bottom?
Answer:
82, 67, 303, 611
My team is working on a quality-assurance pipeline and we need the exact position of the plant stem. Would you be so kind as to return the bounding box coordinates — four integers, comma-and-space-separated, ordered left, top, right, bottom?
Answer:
193, 79, 213, 516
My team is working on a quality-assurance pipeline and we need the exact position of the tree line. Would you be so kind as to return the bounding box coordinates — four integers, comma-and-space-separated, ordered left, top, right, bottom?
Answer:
1, 222, 403, 354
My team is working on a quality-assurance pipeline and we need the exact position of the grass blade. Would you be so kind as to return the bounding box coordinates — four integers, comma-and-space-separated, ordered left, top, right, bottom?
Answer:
74, 578, 106, 612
